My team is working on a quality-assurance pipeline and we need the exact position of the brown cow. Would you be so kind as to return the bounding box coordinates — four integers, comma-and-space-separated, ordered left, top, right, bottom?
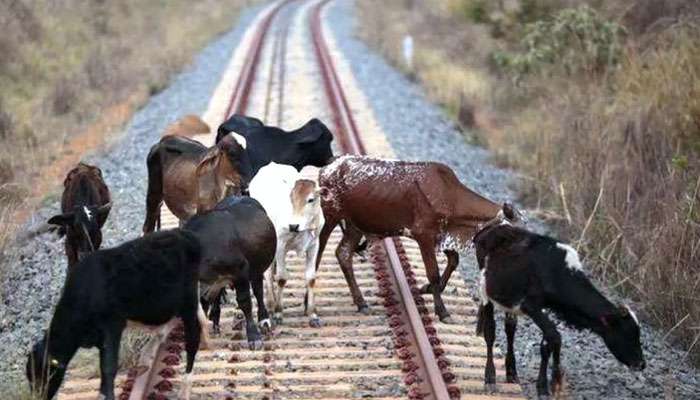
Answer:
142, 134, 252, 234
317, 155, 519, 322
48, 163, 112, 266
163, 115, 211, 138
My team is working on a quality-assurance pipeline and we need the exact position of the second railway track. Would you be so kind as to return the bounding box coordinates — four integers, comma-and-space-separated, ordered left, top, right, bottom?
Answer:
57, 1, 523, 399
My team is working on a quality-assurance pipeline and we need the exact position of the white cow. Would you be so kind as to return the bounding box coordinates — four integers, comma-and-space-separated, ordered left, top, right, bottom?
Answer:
249, 162, 325, 327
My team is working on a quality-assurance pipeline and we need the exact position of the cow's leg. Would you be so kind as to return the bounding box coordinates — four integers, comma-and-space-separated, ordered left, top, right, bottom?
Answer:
272, 243, 288, 325
181, 299, 202, 400
305, 238, 321, 327
196, 302, 211, 350
416, 236, 451, 322
481, 302, 497, 392
65, 241, 78, 267
98, 322, 124, 400
523, 303, 561, 398
315, 218, 338, 271
336, 223, 368, 314
419, 249, 459, 294
505, 313, 519, 383
251, 274, 271, 334
234, 276, 263, 350
209, 290, 223, 334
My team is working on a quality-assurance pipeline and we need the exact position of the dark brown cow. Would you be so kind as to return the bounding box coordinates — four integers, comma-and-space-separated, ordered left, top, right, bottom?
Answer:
142, 134, 252, 234
48, 163, 111, 266
317, 155, 518, 322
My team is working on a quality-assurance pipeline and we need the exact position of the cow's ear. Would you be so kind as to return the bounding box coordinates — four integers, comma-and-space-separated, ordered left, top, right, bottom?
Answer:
296, 119, 329, 144
48, 213, 75, 227
97, 202, 112, 220
319, 187, 331, 201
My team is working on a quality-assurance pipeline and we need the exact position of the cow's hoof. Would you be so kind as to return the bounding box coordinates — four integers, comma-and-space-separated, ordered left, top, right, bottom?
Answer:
419, 283, 432, 294
358, 305, 370, 315
248, 338, 264, 351
484, 383, 497, 393
259, 319, 272, 334
309, 316, 322, 328
212, 325, 221, 336
439, 315, 455, 324
506, 374, 519, 384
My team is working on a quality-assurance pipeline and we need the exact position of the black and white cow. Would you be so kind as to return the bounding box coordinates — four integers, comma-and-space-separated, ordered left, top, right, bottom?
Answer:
215, 116, 334, 176
473, 222, 645, 398
26, 230, 206, 400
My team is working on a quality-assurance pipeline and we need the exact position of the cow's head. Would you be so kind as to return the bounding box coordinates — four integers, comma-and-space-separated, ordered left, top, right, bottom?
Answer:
215, 114, 264, 144
206, 135, 253, 194
26, 333, 67, 400
296, 118, 334, 167
48, 203, 111, 260
287, 179, 322, 232
598, 304, 645, 371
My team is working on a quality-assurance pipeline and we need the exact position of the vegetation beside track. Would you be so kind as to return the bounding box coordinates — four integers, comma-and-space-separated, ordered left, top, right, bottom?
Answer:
0, 0, 258, 254
358, 0, 700, 365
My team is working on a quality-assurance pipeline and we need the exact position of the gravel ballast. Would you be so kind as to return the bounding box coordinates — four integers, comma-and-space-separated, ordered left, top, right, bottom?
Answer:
1, 1, 698, 399
325, 0, 700, 399
0, 5, 264, 384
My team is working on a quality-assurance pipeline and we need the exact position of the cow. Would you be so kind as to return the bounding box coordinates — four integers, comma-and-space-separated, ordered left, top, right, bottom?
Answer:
142, 134, 252, 234
26, 230, 206, 400
162, 114, 211, 138
317, 155, 520, 322
216, 116, 334, 176
184, 196, 276, 349
249, 163, 325, 327
216, 114, 264, 141
473, 222, 645, 397
47, 163, 111, 266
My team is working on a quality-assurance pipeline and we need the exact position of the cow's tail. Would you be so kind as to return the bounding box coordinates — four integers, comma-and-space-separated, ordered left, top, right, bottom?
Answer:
143, 144, 164, 234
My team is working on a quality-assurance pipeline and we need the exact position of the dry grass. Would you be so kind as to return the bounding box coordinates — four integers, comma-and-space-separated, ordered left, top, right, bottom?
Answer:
0, 0, 258, 254
358, 0, 700, 364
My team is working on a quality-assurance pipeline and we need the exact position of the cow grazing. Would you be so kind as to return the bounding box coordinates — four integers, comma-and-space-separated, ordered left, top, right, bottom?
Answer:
317, 155, 519, 322
142, 134, 252, 234
473, 223, 645, 397
249, 163, 325, 327
216, 116, 334, 176
163, 114, 211, 138
184, 196, 276, 349
26, 230, 206, 400
48, 163, 111, 266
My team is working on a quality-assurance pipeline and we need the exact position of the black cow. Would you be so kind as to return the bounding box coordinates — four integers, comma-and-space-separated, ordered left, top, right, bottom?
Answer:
473, 222, 645, 398
216, 114, 264, 140
184, 196, 276, 350
48, 163, 112, 266
26, 230, 205, 400
216, 116, 334, 176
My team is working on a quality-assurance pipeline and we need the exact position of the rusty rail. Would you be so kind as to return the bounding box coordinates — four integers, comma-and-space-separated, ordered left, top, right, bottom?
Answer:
309, 1, 454, 399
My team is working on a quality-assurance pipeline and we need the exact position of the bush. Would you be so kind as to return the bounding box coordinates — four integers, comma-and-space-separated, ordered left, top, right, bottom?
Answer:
495, 5, 625, 78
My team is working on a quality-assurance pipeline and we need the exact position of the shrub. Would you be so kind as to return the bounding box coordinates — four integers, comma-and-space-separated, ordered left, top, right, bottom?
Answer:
496, 6, 625, 78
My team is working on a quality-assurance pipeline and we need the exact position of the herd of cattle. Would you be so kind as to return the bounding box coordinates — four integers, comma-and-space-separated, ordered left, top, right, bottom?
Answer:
24, 115, 646, 399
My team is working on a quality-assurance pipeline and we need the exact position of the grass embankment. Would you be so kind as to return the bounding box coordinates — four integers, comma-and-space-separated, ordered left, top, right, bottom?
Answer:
358, 0, 700, 364
0, 1, 254, 396
0, 0, 257, 253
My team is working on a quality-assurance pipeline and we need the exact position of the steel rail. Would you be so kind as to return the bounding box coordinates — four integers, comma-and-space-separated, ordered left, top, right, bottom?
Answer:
309, 1, 452, 399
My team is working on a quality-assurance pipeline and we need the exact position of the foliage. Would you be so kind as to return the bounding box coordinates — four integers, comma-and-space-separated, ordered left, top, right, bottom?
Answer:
495, 6, 625, 78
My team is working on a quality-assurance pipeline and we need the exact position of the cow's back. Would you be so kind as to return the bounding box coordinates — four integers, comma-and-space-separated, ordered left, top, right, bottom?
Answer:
62, 230, 201, 324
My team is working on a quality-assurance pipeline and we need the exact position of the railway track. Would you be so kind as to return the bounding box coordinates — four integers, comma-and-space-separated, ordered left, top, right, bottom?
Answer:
56, 1, 523, 399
